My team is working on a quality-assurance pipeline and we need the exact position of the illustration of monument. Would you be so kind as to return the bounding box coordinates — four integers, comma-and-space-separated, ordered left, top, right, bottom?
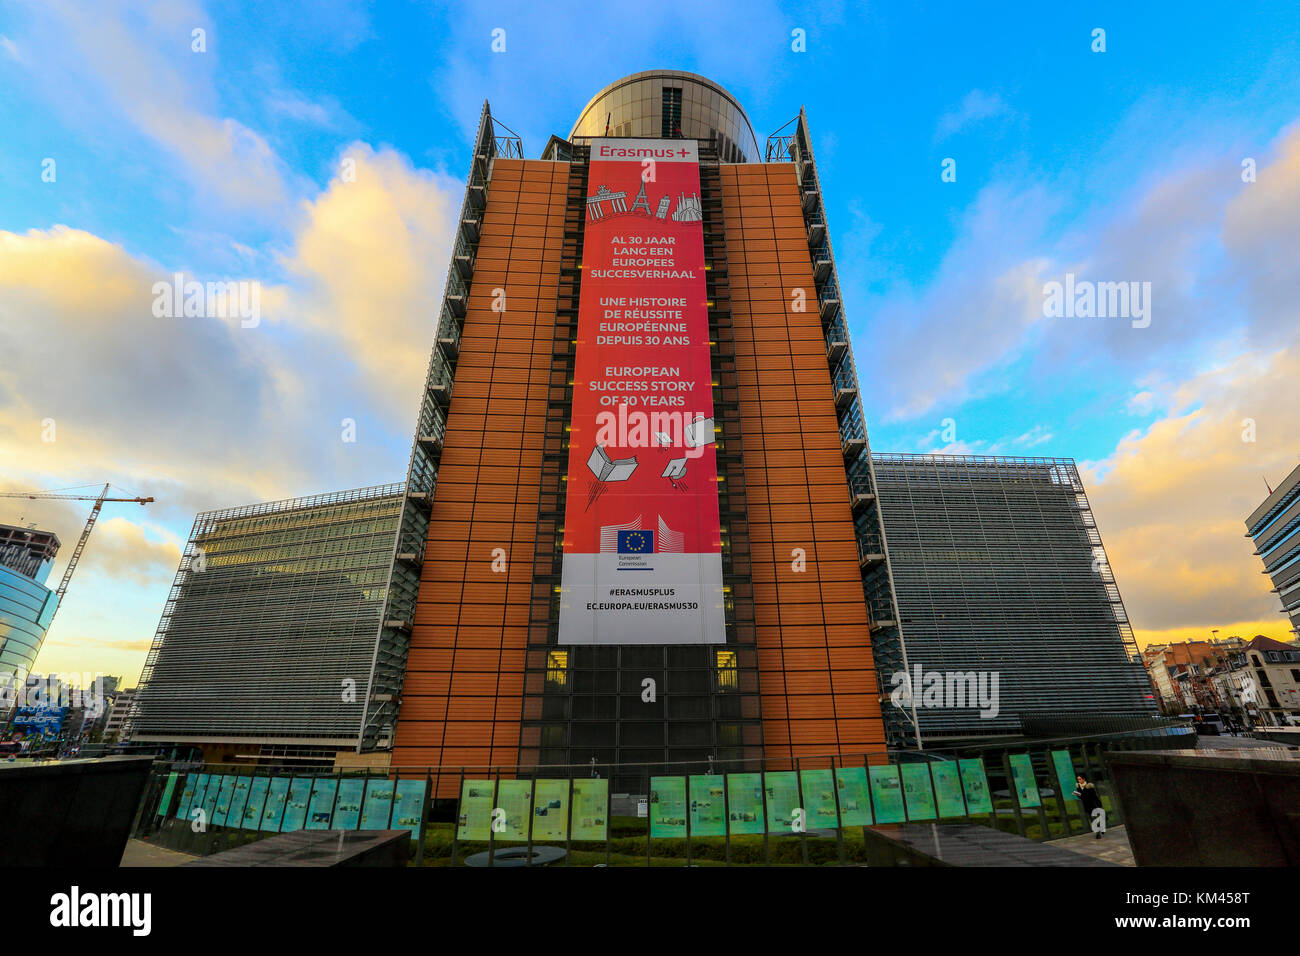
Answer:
671, 192, 703, 222
587, 185, 628, 220
630, 180, 653, 215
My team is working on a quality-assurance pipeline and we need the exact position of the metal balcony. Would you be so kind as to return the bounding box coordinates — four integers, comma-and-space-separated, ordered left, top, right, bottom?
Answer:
416, 433, 443, 461
814, 253, 832, 283
819, 296, 841, 324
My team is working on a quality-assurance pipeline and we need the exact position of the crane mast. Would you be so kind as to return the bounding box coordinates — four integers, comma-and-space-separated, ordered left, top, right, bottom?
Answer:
0, 483, 154, 622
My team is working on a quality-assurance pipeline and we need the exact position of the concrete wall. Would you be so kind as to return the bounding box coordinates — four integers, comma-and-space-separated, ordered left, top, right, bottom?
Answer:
0, 756, 153, 866
1107, 749, 1300, 865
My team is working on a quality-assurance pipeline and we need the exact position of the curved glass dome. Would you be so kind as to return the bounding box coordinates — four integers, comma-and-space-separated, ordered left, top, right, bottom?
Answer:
569, 70, 760, 164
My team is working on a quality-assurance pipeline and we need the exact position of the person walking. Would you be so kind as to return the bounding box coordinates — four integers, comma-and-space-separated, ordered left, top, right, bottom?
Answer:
1073, 774, 1105, 838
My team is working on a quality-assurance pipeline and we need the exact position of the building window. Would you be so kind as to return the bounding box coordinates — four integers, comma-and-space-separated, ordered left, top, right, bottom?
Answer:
546, 650, 568, 687
715, 649, 738, 691
662, 87, 683, 138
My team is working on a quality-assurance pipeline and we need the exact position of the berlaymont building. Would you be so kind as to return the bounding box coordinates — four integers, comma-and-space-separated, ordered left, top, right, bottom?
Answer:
131, 71, 1154, 786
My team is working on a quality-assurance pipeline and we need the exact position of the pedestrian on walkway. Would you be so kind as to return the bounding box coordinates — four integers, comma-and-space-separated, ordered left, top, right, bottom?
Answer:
1073, 774, 1105, 838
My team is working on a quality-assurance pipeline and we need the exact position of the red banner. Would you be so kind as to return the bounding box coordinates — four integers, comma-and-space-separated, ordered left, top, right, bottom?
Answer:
558, 139, 724, 645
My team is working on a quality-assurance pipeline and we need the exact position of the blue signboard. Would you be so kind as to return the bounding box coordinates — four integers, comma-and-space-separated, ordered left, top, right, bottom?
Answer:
360, 778, 396, 829
260, 777, 291, 832
177, 773, 208, 821
390, 779, 427, 841
210, 776, 235, 827
226, 776, 252, 829
12, 705, 67, 734
306, 778, 338, 829
332, 778, 365, 830
280, 777, 313, 831
200, 774, 223, 825
242, 778, 271, 829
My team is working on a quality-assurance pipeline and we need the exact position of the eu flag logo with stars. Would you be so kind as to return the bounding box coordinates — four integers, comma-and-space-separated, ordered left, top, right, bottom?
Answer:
617, 530, 654, 554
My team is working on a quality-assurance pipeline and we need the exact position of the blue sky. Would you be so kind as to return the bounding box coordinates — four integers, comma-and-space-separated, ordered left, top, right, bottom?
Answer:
2, 0, 1299, 682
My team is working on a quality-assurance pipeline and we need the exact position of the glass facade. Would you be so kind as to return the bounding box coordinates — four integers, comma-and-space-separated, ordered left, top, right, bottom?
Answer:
131, 484, 406, 746
0, 565, 59, 678
569, 70, 761, 164
0, 524, 61, 678
1245, 462, 1300, 637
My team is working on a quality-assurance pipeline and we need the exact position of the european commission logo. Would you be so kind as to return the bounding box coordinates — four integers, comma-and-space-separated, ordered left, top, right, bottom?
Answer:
617, 530, 655, 554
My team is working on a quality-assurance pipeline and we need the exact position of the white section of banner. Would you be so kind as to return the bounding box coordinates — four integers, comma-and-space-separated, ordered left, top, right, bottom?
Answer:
558, 552, 725, 645
588, 137, 699, 163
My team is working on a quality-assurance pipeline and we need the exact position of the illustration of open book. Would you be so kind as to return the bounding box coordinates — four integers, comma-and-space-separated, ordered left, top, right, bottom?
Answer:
587, 444, 638, 482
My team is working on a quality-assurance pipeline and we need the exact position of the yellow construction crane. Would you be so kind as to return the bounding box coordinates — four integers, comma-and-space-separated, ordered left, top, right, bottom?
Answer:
0, 483, 153, 621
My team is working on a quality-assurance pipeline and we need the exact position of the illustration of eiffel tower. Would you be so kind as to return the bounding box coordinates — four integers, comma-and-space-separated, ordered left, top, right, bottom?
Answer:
630, 179, 653, 216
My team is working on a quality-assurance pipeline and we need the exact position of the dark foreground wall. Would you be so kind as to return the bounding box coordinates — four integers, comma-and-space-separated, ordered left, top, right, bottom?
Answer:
1107, 749, 1300, 865
0, 757, 154, 866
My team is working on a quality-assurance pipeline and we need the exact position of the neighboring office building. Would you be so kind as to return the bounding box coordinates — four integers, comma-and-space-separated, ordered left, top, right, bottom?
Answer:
103, 687, 134, 741
868, 454, 1157, 740
390, 71, 899, 793
1246, 462, 1300, 638
1240, 635, 1300, 726
131, 484, 418, 763
0, 522, 61, 679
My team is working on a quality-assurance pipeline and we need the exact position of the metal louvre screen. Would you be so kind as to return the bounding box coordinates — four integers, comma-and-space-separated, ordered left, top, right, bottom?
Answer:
133, 485, 404, 743
870, 454, 1155, 737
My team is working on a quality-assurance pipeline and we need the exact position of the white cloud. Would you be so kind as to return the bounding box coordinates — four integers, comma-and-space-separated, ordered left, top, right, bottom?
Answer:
0, 136, 467, 680
856, 117, 1300, 423
860, 182, 1057, 421
935, 89, 1015, 141
1083, 347, 1300, 633
273, 144, 462, 420
15, 0, 296, 210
